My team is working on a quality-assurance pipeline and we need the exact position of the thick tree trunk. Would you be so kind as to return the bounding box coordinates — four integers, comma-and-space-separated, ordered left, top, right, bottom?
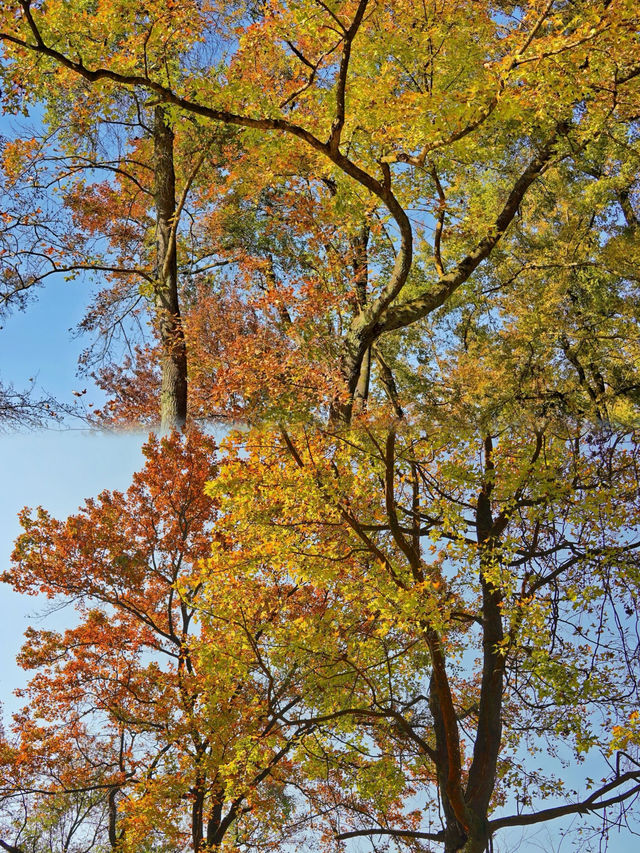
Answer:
353, 345, 371, 407
457, 833, 490, 853
107, 784, 121, 849
424, 439, 505, 853
153, 106, 188, 429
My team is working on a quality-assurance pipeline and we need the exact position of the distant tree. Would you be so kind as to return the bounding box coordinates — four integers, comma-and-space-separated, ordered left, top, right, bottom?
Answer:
0, 101, 212, 429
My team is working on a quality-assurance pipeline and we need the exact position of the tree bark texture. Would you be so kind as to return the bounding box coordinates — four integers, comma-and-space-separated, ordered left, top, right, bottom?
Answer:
153, 106, 188, 429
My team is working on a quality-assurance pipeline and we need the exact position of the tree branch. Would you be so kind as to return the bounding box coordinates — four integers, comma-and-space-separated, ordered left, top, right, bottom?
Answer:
379, 127, 568, 333
328, 0, 369, 155
490, 769, 640, 831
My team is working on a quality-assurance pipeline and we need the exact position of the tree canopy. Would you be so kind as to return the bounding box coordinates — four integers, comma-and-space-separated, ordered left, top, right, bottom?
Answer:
1, 1, 640, 852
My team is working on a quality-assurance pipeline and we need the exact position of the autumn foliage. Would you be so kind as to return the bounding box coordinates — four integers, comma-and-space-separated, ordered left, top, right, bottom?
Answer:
1, 1, 640, 852
1, 432, 341, 851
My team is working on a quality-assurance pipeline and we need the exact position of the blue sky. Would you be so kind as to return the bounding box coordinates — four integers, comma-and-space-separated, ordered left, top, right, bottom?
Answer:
0, 176, 148, 714
0, 428, 147, 715
0, 268, 102, 411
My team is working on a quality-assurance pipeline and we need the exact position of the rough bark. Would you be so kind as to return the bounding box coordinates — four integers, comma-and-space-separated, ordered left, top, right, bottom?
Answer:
153, 106, 188, 430
465, 438, 505, 820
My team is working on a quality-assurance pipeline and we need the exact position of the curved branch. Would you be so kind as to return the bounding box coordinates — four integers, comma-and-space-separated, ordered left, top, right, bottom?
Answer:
329, 0, 369, 155
490, 769, 640, 832
379, 127, 568, 334
336, 826, 444, 843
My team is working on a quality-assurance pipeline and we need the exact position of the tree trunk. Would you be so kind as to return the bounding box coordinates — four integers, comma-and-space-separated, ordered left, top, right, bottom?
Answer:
425, 440, 505, 853
353, 345, 371, 408
332, 225, 371, 424
352, 225, 370, 409
153, 106, 188, 430
457, 832, 490, 853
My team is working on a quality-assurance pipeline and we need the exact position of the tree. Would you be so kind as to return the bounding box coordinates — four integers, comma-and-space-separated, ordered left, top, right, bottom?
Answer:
2, 0, 638, 423
200, 420, 640, 853
0, 94, 220, 429
1, 1, 640, 852
1, 431, 358, 852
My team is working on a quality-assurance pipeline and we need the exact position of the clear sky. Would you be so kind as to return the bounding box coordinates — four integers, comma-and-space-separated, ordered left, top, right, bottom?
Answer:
0, 428, 147, 715
0, 269, 104, 413
0, 161, 148, 713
